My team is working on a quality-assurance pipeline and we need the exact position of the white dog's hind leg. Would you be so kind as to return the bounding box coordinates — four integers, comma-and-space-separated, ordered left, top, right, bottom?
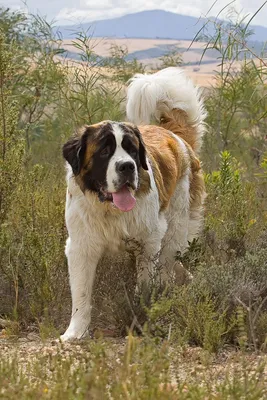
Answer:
60, 238, 103, 341
159, 175, 191, 285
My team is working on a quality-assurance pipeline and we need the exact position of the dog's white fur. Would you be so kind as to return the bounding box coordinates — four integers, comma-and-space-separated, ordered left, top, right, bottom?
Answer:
106, 124, 138, 192
127, 67, 207, 153
61, 67, 206, 341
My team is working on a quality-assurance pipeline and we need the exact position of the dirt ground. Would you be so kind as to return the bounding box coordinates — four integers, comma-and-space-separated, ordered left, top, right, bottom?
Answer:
1, 331, 267, 388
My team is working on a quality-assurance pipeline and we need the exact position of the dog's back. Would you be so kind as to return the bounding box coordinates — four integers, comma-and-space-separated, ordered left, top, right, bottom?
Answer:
126, 67, 207, 242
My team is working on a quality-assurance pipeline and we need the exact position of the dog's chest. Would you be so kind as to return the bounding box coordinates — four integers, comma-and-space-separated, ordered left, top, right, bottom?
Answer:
97, 199, 159, 252
66, 182, 161, 252
103, 211, 147, 248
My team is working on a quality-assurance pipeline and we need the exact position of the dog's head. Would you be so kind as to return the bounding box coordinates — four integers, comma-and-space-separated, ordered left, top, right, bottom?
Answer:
63, 121, 149, 212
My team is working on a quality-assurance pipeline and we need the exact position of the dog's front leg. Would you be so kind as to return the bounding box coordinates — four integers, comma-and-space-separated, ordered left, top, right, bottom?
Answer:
136, 242, 160, 288
60, 238, 103, 341
136, 217, 167, 291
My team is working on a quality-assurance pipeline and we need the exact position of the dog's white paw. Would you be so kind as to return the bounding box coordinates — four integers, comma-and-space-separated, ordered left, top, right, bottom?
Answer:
59, 332, 76, 342
59, 326, 89, 342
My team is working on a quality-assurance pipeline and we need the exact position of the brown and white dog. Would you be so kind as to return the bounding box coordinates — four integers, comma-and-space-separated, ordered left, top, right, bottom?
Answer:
61, 67, 206, 341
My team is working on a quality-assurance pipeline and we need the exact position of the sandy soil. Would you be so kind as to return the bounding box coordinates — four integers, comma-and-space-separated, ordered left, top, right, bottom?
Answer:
1, 333, 267, 392
61, 38, 208, 56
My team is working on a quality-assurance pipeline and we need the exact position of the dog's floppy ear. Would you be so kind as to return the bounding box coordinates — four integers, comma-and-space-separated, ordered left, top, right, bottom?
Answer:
132, 126, 149, 170
62, 137, 84, 175
63, 124, 101, 175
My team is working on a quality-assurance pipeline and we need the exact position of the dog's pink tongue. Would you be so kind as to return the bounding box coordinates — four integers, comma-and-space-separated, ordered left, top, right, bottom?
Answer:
112, 186, 136, 212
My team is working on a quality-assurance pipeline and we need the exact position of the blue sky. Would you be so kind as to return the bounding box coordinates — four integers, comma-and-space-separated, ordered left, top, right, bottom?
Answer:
2, 0, 267, 27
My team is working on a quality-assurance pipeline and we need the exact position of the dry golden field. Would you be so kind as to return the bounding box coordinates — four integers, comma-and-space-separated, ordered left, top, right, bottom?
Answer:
60, 37, 219, 86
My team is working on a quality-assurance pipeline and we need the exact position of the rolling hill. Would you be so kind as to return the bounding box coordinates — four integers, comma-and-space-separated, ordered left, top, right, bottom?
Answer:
58, 9, 267, 43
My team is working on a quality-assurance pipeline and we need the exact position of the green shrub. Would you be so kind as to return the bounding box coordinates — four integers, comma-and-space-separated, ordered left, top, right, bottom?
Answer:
147, 287, 231, 353
199, 14, 267, 172
0, 165, 67, 324
205, 151, 263, 257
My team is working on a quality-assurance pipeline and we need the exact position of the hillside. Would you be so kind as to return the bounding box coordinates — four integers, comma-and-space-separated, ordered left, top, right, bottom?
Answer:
58, 9, 267, 42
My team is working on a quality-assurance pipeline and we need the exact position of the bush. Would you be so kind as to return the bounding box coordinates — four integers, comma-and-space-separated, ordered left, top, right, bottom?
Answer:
205, 151, 263, 258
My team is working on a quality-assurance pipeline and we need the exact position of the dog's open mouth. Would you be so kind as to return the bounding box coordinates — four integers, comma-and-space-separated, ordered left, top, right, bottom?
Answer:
99, 183, 136, 212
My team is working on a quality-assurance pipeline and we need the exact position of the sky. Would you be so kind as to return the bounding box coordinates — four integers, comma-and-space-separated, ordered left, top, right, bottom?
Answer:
2, 0, 267, 27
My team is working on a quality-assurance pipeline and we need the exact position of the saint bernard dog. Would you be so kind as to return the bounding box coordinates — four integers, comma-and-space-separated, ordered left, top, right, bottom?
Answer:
61, 67, 207, 341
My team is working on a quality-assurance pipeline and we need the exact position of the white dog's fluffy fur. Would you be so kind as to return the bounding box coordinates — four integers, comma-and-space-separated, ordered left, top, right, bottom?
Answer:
61, 68, 206, 341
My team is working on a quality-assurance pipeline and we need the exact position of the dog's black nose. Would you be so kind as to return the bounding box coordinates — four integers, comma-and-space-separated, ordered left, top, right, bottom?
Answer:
117, 161, 135, 173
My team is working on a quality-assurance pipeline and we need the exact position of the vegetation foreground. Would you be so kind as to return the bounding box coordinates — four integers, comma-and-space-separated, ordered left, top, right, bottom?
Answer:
1, 335, 267, 399
1, 5, 267, 399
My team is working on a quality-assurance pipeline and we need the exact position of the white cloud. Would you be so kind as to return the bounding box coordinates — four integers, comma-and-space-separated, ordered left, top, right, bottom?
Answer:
0, 0, 266, 27
81, 0, 114, 10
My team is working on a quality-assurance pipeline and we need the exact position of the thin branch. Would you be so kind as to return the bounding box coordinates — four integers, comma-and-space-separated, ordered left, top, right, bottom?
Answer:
0, 69, 6, 162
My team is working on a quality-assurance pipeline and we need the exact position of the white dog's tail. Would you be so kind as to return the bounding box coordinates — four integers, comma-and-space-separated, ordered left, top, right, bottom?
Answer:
126, 67, 207, 153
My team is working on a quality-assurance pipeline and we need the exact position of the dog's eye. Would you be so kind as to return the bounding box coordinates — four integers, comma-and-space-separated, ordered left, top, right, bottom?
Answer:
100, 146, 110, 157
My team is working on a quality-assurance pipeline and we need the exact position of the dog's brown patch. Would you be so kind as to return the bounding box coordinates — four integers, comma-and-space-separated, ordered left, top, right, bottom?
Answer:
82, 142, 97, 172
188, 149, 206, 215
137, 168, 151, 197
79, 124, 103, 174
139, 126, 189, 211
160, 109, 199, 152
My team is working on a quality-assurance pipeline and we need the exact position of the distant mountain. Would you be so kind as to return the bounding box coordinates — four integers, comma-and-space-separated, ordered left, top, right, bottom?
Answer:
58, 9, 267, 43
